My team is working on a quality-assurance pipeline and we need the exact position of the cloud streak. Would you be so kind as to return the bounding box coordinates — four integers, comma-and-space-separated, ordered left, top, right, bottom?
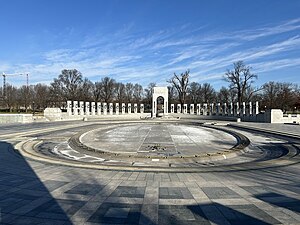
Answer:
2, 18, 300, 88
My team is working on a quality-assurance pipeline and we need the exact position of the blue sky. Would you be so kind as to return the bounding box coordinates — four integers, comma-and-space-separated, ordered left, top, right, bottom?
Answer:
0, 0, 300, 89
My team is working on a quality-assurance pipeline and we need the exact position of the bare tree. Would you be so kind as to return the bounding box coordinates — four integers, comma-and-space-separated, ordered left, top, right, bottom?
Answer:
168, 85, 178, 103
125, 83, 134, 103
50, 69, 83, 101
217, 86, 232, 103
133, 83, 143, 102
115, 82, 126, 103
167, 70, 190, 104
5, 84, 18, 112
78, 78, 93, 101
98, 77, 116, 103
188, 82, 201, 103
224, 61, 257, 106
144, 82, 156, 104
92, 82, 102, 102
200, 83, 216, 103
32, 84, 50, 110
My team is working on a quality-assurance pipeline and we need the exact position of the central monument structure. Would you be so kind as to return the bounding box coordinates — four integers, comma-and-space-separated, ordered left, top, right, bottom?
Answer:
152, 87, 168, 117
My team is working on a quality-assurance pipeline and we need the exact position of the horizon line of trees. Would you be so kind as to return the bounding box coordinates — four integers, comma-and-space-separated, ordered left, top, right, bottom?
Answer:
1, 61, 299, 113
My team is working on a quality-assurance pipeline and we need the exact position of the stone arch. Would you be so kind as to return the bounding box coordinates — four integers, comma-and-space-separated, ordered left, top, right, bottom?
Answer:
152, 87, 168, 117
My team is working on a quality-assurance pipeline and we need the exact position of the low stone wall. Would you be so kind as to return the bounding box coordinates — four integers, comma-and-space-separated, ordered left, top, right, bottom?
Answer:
42, 107, 300, 124
0, 114, 33, 124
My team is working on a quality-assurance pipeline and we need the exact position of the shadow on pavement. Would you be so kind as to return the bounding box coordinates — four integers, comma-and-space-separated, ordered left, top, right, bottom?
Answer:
255, 192, 300, 214
0, 141, 73, 225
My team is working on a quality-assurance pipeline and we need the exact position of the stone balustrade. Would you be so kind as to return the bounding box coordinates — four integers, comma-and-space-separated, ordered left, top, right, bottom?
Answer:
66, 100, 260, 118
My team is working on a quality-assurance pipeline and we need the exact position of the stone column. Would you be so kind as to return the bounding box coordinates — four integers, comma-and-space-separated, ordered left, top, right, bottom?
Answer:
210, 103, 214, 115
85, 102, 90, 115
140, 104, 144, 113
230, 102, 234, 116
73, 101, 78, 116
109, 103, 113, 115
217, 103, 221, 115
115, 103, 119, 115
134, 103, 138, 114
223, 103, 227, 115
170, 104, 174, 113
249, 102, 252, 115
128, 103, 132, 114
164, 99, 168, 115
177, 104, 181, 113
235, 102, 239, 116
242, 102, 246, 115
103, 103, 107, 115
190, 104, 194, 114
91, 102, 96, 116
67, 100, 72, 116
97, 102, 101, 115
183, 104, 187, 114
122, 103, 126, 114
255, 101, 259, 115
196, 104, 201, 115
203, 103, 208, 115
79, 101, 84, 116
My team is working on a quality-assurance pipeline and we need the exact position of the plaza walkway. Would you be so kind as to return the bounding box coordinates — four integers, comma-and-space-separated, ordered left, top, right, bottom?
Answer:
0, 121, 299, 224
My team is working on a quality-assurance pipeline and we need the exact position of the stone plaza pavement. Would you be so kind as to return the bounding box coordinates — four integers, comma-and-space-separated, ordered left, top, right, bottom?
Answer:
0, 121, 300, 225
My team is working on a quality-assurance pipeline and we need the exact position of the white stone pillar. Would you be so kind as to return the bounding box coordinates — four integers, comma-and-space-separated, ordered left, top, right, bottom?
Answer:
190, 104, 194, 114
196, 104, 201, 115
177, 104, 181, 113
109, 103, 113, 115
164, 99, 168, 115
152, 99, 156, 117
128, 103, 132, 114
73, 101, 78, 116
249, 102, 252, 115
236, 102, 240, 116
210, 103, 214, 115
85, 102, 90, 115
217, 103, 221, 115
183, 104, 187, 114
242, 102, 246, 115
203, 103, 208, 115
79, 101, 84, 116
140, 104, 144, 113
255, 101, 259, 115
115, 103, 119, 115
67, 100, 72, 116
103, 103, 107, 115
170, 104, 174, 113
91, 102, 95, 116
122, 103, 126, 114
134, 103, 138, 114
223, 103, 227, 115
230, 102, 234, 115
97, 102, 101, 115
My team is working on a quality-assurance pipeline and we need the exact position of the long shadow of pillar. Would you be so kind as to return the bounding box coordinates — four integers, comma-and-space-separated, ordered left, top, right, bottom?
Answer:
0, 141, 73, 225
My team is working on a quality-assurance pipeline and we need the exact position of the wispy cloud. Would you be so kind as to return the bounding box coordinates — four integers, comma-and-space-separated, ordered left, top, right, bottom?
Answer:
2, 18, 300, 88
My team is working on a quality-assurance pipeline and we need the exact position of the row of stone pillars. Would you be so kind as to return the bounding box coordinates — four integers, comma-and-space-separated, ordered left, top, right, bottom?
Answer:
67, 100, 259, 117
170, 101, 260, 116
67, 101, 144, 116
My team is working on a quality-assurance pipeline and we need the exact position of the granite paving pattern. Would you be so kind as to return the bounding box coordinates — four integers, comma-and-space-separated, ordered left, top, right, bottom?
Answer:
0, 120, 300, 224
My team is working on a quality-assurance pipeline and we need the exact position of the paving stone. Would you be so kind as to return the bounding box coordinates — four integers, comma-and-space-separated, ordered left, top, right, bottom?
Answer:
201, 187, 241, 199
65, 183, 104, 196
110, 186, 146, 198
158, 205, 210, 225
87, 202, 142, 224
159, 187, 194, 199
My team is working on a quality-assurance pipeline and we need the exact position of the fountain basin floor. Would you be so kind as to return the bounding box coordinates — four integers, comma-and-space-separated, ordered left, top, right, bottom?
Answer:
80, 123, 237, 157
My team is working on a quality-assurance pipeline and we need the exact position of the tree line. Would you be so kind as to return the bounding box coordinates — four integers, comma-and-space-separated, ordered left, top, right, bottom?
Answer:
0, 61, 299, 113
